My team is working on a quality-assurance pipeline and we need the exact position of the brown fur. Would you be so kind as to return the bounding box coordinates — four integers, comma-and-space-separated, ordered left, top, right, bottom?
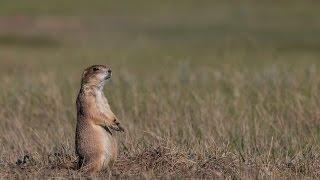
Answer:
75, 65, 124, 174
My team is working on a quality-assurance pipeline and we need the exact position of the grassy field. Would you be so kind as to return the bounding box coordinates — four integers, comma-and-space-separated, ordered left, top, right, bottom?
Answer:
1, 0, 320, 178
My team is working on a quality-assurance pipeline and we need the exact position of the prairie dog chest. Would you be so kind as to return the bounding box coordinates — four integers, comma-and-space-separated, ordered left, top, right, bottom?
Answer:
95, 90, 112, 115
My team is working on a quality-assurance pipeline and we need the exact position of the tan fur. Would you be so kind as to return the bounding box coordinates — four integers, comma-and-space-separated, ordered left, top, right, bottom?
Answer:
75, 65, 124, 174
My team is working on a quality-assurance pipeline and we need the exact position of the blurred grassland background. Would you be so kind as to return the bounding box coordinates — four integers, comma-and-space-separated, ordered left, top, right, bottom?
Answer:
1, 0, 320, 178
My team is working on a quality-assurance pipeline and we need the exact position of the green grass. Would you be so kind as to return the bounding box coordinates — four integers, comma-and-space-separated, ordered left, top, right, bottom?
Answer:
0, 1, 320, 178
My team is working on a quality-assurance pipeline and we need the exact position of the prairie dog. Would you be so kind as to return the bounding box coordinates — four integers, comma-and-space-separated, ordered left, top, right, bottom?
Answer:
75, 65, 124, 174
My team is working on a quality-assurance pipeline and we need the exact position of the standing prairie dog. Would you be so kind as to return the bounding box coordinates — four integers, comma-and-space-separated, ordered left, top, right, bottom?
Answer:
75, 65, 124, 174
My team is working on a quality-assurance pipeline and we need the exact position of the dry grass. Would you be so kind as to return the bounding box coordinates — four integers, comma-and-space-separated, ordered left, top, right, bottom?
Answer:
0, 1, 320, 179
1, 68, 320, 178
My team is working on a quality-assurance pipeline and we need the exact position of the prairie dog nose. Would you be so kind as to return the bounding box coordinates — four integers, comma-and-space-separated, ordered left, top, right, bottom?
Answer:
107, 68, 112, 74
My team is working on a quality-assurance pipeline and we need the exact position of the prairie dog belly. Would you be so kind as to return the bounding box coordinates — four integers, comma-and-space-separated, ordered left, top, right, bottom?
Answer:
94, 125, 118, 168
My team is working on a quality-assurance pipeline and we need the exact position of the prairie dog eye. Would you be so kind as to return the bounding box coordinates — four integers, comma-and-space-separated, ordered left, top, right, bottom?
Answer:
93, 67, 99, 71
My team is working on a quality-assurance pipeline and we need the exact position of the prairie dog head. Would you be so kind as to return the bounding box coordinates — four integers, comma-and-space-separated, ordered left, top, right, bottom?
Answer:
81, 65, 112, 88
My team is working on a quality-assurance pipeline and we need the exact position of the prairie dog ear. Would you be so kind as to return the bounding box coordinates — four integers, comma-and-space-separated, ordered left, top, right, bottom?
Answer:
82, 69, 88, 79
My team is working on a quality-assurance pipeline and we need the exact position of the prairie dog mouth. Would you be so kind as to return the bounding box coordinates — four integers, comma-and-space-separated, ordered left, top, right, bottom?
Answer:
105, 73, 112, 80
105, 68, 112, 80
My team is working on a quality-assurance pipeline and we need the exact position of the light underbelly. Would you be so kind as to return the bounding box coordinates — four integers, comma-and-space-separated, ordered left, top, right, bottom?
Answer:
95, 126, 117, 167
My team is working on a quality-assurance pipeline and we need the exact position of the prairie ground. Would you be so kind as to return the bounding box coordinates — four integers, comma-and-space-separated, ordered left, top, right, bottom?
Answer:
1, 1, 320, 179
